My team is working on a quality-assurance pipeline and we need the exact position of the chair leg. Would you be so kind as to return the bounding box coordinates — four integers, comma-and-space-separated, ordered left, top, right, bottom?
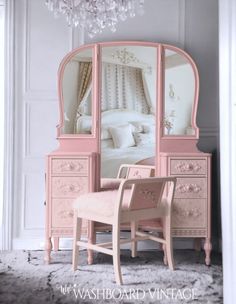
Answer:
112, 223, 123, 285
88, 220, 96, 265
164, 215, 174, 270
162, 243, 167, 265
131, 221, 137, 258
72, 214, 82, 271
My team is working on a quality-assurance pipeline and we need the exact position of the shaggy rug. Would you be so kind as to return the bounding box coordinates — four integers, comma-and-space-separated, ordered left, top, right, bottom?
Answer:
0, 250, 222, 304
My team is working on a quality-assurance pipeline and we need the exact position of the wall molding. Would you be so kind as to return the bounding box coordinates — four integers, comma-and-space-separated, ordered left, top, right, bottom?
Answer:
178, 0, 186, 48
24, 0, 71, 97
72, 27, 85, 48
199, 127, 219, 137
2, 0, 15, 250
12, 233, 220, 252
219, 0, 236, 303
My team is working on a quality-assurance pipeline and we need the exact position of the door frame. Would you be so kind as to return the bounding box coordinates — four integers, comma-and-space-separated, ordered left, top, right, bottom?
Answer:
219, 0, 236, 302
2, 0, 15, 250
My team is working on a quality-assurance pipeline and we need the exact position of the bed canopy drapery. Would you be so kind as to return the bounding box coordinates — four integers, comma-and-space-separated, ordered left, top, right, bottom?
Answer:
74, 62, 153, 122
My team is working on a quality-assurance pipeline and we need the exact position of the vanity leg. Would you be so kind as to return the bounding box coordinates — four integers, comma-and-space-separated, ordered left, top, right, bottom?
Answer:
204, 238, 212, 266
194, 238, 202, 252
88, 221, 95, 265
53, 237, 59, 251
44, 237, 52, 264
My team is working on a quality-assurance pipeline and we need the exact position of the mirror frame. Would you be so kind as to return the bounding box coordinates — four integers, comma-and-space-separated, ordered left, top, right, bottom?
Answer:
161, 44, 199, 139
57, 44, 97, 139
99, 41, 160, 178
57, 42, 199, 143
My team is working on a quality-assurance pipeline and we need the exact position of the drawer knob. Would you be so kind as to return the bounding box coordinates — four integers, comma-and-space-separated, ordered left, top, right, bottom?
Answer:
67, 210, 74, 217
68, 163, 75, 170
69, 185, 75, 191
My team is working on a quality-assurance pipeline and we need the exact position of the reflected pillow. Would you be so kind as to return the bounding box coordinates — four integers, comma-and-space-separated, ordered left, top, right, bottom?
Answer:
133, 132, 155, 146
129, 121, 143, 133
109, 124, 135, 148
101, 123, 136, 139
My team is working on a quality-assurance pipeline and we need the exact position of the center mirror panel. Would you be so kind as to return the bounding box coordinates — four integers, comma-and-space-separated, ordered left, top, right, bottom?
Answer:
100, 45, 157, 178
61, 47, 94, 135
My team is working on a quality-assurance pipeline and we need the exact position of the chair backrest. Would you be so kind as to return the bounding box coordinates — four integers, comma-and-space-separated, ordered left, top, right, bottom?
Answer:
120, 177, 176, 211
117, 164, 155, 179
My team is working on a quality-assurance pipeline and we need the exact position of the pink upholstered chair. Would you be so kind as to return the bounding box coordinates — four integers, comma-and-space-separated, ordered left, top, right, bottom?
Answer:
100, 164, 155, 191
72, 177, 176, 285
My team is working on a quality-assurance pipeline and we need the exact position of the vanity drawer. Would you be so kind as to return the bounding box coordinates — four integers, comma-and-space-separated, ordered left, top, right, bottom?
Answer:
51, 176, 88, 198
52, 158, 88, 175
51, 199, 87, 230
175, 178, 207, 199
172, 199, 207, 229
170, 159, 207, 175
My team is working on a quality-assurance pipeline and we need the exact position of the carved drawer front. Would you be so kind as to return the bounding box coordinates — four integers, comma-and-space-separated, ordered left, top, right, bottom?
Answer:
52, 158, 88, 175
170, 159, 207, 175
172, 199, 206, 229
175, 178, 207, 199
51, 199, 88, 230
52, 177, 88, 198
128, 167, 153, 178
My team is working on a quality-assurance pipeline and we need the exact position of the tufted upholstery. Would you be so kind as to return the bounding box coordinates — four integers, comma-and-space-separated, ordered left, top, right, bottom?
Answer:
100, 178, 124, 191
74, 189, 131, 218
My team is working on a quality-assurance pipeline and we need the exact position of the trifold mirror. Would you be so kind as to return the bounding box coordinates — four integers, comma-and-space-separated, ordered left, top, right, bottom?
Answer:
58, 42, 199, 178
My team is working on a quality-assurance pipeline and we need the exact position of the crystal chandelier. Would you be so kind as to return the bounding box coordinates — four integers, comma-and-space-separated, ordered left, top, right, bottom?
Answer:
45, 0, 145, 38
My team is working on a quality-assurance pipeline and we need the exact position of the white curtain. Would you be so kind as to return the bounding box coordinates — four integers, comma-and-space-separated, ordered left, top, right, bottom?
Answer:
101, 63, 150, 113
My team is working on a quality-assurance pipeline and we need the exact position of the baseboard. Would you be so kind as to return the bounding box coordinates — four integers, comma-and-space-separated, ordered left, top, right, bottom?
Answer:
12, 233, 220, 251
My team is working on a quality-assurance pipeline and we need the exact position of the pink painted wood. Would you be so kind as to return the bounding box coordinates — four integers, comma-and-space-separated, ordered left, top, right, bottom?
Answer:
45, 41, 212, 267
44, 153, 97, 264
72, 177, 176, 285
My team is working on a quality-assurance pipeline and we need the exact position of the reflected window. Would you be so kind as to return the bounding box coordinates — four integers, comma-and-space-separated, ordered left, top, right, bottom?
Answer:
62, 48, 93, 135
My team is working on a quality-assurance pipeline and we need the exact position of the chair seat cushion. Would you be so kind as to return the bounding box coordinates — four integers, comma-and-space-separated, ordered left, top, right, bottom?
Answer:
74, 189, 132, 218
100, 178, 123, 190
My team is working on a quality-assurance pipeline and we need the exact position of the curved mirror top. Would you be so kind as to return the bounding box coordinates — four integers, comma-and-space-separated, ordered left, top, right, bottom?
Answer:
61, 47, 93, 135
100, 45, 157, 178
164, 48, 196, 136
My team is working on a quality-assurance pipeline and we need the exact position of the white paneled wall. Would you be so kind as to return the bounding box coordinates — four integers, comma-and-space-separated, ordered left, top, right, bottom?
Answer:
12, 0, 71, 248
10, 0, 219, 249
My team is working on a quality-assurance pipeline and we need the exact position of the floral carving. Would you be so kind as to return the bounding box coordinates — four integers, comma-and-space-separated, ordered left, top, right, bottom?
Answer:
173, 205, 202, 218
172, 229, 206, 236
175, 162, 202, 173
176, 183, 202, 194
55, 180, 84, 195
59, 161, 83, 172
58, 209, 74, 219
132, 170, 142, 178
140, 189, 157, 204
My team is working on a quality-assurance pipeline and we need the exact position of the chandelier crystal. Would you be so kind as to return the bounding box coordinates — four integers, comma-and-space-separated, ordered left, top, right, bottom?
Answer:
45, 0, 145, 38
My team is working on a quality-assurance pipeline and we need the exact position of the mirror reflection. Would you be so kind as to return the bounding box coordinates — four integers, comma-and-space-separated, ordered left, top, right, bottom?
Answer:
100, 46, 157, 178
164, 49, 195, 135
62, 48, 93, 134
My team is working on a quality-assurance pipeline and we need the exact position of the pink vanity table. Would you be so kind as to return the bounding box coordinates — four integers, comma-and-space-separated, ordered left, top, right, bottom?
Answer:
44, 41, 212, 265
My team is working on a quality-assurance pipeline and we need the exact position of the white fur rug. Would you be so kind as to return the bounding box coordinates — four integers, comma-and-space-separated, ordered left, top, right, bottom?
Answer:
0, 250, 222, 304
